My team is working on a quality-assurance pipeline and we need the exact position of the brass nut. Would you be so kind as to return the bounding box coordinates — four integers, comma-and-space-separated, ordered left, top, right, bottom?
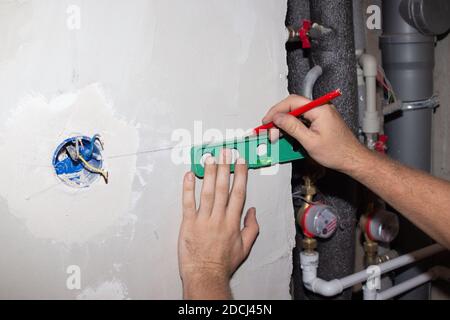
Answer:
364, 241, 378, 254
302, 237, 317, 252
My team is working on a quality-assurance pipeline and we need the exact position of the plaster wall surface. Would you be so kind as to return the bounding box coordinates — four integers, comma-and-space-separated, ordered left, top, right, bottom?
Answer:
431, 33, 450, 300
0, 0, 295, 299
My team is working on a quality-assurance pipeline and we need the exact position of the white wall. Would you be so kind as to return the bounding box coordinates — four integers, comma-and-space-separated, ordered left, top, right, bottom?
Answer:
0, 0, 295, 299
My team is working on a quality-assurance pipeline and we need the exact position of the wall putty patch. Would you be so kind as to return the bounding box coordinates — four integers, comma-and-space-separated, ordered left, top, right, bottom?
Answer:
0, 84, 139, 244
0, 0, 295, 299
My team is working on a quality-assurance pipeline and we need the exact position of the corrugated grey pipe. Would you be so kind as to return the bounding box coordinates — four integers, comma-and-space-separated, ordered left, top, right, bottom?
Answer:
302, 66, 323, 100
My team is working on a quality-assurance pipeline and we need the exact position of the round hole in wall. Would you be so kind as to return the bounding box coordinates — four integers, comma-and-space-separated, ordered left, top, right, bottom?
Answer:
52, 136, 104, 188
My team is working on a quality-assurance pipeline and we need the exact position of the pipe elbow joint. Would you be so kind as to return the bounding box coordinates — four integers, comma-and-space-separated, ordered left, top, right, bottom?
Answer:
359, 54, 377, 77
310, 278, 344, 297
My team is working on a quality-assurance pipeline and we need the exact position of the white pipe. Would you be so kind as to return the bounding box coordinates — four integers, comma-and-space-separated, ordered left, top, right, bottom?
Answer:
363, 285, 378, 300
302, 66, 323, 100
301, 243, 445, 297
376, 271, 434, 300
359, 54, 380, 135
376, 266, 450, 300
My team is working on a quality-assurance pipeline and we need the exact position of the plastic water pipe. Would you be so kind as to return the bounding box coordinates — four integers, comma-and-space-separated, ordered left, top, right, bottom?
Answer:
359, 54, 380, 137
301, 243, 444, 297
302, 65, 323, 100
376, 266, 450, 300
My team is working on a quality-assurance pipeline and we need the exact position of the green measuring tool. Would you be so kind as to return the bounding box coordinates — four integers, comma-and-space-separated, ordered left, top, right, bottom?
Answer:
191, 134, 305, 178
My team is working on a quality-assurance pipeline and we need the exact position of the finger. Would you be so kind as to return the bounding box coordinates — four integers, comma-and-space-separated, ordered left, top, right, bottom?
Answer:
182, 172, 197, 219
269, 128, 281, 143
199, 155, 217, 217
302, 104, 331, 122
273, 113, 311, 147
241, 208, 259, 256
262, 95, 311, 124
212, 149, 231, 214
227, 157, 248, 224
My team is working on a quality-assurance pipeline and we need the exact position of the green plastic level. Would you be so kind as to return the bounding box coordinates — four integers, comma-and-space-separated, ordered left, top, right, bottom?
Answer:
191, 134, 305, 178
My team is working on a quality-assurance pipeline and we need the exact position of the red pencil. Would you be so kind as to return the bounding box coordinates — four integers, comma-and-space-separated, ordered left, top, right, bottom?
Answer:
253, 89, 342, 135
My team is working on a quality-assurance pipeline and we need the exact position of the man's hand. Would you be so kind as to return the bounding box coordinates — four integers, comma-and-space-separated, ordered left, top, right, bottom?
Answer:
264, 95, 450, 248
263, 95, 366, 175
178, 149, 259, 300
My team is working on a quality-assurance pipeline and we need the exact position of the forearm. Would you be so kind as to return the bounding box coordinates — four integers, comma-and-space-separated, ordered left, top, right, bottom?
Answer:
345, 147, 450, 249
183, 272, 232, 300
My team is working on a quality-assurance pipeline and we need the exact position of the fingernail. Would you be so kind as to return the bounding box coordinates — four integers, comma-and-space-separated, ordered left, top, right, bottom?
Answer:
205, 156, 216, 165
186, 172, 194, 181
237, 157, 246, 165
270, 128, 280, 142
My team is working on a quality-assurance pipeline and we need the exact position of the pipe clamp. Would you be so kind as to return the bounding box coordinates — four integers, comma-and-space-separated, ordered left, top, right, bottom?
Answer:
402, 95, 439, 111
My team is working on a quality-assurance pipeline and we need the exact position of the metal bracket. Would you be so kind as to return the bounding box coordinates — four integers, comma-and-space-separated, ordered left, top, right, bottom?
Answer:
191, 134, 305, 178
402, 95, 440, 111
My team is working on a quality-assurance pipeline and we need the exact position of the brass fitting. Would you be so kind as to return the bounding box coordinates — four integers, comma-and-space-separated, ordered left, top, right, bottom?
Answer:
302, 237, 317, 253
297, 176, 317, 225
377, 250, 399, 264
364, 240, 379, 266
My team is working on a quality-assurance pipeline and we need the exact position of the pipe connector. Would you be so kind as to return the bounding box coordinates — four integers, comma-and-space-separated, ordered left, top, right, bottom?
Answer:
359, 54, 380, 135
359, 54, 377, 77
310, 279, 344, 297
300, 250, 319, 284
300, 250, 344, 297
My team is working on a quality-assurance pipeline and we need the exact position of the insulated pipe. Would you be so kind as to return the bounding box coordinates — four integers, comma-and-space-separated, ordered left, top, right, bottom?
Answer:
352, 0, 366, 57
287, 0, 315, 301
308, 0, 359, 300
302, 65, 323, 100
286, 0, 311, 95
353, 0, 367, 129
301, 243, 445, 297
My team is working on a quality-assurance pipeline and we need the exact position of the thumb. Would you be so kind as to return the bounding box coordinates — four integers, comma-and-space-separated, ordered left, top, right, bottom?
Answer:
273, 113, 310, 146
241, 208, 259, 256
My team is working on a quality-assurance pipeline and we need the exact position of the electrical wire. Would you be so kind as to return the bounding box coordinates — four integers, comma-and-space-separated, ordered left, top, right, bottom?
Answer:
377, 66, 398, 104
78, 154, 109, 184
75, 137, 109, 184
